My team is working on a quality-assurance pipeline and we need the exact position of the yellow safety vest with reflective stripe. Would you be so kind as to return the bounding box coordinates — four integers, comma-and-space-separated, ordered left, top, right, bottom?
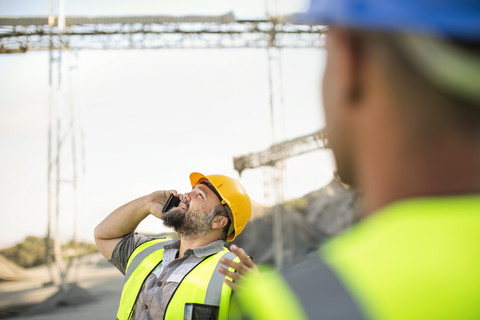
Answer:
116, 238, 239, 320
233, 196, 480, 320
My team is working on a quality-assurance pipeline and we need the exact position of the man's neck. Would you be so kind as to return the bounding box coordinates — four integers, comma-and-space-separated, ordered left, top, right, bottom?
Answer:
177, 232, 221, 258
360, 130, 480, 215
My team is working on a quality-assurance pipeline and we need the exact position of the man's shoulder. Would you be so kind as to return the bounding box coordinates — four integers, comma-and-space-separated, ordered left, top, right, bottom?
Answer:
110, 233, 174, 274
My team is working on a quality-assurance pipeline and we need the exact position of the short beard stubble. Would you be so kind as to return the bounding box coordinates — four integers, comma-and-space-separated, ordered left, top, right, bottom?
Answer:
162, 201, 219, 239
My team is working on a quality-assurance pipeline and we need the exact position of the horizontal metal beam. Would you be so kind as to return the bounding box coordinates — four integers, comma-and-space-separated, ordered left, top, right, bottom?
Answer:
0, 13, 314, 27
0, 14, 326, 52
0, 13, 241, 26
233, 129, 329, 175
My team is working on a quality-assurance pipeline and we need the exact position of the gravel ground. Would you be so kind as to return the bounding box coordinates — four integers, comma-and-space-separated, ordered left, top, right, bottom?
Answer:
0, 253, 123, 320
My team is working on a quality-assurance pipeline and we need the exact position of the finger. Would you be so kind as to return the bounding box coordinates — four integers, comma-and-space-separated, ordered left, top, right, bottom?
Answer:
219, 257, 249, 275
229, 245, 255, 268
169, 190, 178, 196
223, 278, 237, 291
218, 266, 240, 282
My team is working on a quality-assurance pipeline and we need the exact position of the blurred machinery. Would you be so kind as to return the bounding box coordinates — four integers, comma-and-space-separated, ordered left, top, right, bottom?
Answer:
0, 9, 327, 271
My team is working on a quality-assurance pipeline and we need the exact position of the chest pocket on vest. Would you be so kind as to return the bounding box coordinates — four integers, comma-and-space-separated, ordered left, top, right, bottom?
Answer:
184, 303, 220, 320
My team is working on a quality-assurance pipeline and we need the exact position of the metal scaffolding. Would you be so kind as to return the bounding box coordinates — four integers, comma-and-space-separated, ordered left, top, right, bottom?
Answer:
1, 11, 327, 271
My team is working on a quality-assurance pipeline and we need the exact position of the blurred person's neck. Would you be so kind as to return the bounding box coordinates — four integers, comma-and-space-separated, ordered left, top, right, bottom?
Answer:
358, 111, 480, 216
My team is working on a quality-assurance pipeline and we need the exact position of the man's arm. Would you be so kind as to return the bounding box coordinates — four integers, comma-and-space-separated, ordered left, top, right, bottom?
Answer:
94, 190, 177, 260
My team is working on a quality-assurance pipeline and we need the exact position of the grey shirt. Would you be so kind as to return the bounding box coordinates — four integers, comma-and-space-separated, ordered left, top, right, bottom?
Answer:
110, 233, 225, 320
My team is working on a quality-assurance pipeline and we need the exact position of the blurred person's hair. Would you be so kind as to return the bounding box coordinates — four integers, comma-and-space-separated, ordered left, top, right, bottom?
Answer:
344, 29, 480, 138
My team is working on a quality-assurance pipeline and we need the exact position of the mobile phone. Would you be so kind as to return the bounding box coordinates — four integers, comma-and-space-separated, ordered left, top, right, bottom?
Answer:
162, 194, 181, 213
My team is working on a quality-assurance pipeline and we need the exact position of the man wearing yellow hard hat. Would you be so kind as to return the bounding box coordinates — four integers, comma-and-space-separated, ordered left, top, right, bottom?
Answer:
94, 172, 251, 319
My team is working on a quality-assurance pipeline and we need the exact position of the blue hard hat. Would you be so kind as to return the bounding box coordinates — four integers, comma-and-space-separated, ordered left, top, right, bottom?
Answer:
299, 0, 480, 40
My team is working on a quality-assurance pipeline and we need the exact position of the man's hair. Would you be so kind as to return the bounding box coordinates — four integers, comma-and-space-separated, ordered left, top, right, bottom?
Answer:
347, 29, 480, 137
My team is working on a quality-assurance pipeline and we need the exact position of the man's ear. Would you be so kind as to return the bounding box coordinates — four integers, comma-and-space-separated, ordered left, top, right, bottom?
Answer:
211, 216, 228, 230
330, 28, 364, 105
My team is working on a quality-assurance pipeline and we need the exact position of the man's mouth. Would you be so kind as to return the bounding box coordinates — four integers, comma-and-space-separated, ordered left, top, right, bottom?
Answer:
178, 201, 189, 211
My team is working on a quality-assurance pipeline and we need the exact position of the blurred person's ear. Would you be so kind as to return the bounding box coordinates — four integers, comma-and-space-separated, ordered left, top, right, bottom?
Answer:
324, 28, 364, 111
322, 27, 366, 186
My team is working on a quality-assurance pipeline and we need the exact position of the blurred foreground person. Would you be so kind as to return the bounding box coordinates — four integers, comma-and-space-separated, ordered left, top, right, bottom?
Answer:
94, 172, 251, 320
220, 0, 480, 319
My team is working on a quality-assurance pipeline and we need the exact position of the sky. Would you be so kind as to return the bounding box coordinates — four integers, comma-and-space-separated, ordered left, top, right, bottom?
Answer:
0, 0, 335, 247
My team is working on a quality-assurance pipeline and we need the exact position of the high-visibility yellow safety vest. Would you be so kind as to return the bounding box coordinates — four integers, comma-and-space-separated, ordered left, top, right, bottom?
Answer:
116, 238, 239, 320
233, 196, 480, 320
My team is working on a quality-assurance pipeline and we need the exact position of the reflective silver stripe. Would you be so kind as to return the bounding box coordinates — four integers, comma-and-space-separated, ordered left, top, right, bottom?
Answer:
184, 304, 194, 320
283, 251, 365, 320
204, 251, 236, 306
124, 240, 175, 284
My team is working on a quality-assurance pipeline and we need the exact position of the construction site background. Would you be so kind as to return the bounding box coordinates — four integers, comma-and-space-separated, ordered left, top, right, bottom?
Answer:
0, 179, 356, 319
1, 1, 341, 318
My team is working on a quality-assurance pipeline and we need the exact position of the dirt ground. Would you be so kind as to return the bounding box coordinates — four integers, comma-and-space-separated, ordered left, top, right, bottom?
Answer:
0, 253, 123, 320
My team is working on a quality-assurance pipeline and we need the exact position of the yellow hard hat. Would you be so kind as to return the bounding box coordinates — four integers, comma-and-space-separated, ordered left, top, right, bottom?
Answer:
189, 172, 252, 241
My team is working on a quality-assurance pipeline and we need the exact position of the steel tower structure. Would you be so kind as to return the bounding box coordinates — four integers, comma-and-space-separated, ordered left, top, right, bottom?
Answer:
0, 12, 326, 270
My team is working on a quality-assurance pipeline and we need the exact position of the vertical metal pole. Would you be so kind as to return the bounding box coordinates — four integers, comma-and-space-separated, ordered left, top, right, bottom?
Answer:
267, 51, 284, 269
265, 4, 288, 269
54, 103, 66, 287
48, 0, 71, 290
45, 0, 56, 285
66, 50, 79, 280
54, 0, 68, 288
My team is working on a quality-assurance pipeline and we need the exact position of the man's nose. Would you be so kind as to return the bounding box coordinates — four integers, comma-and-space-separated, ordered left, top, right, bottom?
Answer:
181, 193, 191, 202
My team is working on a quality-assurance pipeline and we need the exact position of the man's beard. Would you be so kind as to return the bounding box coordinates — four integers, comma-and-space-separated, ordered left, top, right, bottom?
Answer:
162, 201, 217, 239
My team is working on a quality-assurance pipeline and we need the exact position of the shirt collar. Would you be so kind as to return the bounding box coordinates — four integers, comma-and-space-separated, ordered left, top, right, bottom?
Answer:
164, 239, 225, 258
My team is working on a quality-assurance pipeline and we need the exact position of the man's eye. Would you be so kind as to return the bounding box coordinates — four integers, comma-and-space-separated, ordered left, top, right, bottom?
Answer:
197, 194, 204, 199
